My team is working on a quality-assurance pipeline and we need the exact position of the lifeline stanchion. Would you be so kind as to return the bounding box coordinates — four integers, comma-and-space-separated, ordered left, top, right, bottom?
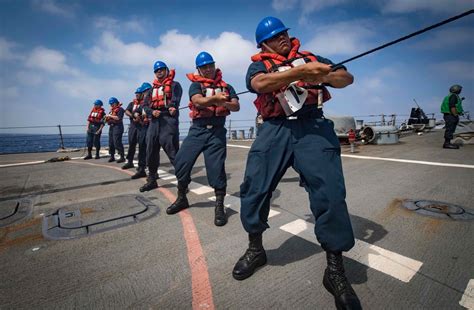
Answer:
233, 9, 474, 97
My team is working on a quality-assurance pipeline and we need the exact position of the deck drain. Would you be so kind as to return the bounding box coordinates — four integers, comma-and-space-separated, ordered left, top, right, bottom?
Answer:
42, 194, 159, 240
401, 200, 474, 220
0, 198, 33, 227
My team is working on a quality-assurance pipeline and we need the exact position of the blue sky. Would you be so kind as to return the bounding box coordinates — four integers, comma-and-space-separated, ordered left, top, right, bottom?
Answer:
0, 0, 473, 134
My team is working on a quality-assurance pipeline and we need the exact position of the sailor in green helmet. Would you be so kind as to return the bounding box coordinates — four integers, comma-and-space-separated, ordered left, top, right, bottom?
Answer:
440, 84, 464, 149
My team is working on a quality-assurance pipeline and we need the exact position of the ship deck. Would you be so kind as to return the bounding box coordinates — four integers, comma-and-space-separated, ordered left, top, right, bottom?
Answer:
1, 129, 473, 309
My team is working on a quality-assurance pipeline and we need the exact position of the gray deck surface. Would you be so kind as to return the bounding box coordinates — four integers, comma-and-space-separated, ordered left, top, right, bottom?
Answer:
1, 129, 473, 309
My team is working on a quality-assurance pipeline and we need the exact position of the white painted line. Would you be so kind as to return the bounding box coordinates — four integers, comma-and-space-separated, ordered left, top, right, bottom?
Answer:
227, 144, 251, 149
269, 209, 281, 218
191, 185, 215, 195
341, 154, 474, 169
226, 144, 474, 169
0, 160, 44, 168
279, 219, 423, 283
280, 219, 309, 236
161, 175, 176, 180
460, 279, 474, 309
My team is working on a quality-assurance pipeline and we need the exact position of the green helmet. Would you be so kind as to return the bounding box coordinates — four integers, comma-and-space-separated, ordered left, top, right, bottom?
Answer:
449, 84, 462, 94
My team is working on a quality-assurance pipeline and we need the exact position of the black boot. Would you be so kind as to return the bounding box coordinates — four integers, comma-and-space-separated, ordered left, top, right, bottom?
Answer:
108, 155, 115, 162
214, 188, 227, 226
116, 155, 126, 163
84, 148, 92, 160
139, 175, 158, 192
131, 167, 147, 179
232, 233, 267, 280
166, 182, 189, 214
122, 161, 135, 169
95, 151, 100, 159
323, 252, 362, 310
443, 138, 459, 149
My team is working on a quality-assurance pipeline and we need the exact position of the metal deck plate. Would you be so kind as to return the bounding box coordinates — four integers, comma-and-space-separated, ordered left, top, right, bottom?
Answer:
0, 198, 33, 227
42, 195, 159, 240
401, 199, 474, 220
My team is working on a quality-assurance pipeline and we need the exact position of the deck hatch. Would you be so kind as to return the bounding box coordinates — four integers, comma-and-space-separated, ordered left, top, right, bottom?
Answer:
401, 200, 474, 220
42, 195, 159, 240
0, 198, 33, 227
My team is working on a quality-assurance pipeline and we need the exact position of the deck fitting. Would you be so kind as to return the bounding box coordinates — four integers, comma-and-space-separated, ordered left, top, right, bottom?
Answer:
401, 200, 474, 220
42, 194, 159, 240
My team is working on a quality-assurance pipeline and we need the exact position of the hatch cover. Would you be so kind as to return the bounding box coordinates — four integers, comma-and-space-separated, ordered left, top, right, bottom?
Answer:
0, 198, 33, 227
401, 200, 474, 220
42, 195, 159, 240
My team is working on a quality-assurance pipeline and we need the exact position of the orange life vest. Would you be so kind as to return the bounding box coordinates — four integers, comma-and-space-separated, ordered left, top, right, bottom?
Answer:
151, 69, 175, 109
87, 106, 105, 123
131, 98, 149, 125
186, 69, 231, 119
107, 104, 123, 124
250, 38, 331, 119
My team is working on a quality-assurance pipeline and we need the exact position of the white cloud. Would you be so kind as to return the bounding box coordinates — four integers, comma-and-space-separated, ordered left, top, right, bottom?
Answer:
32, 0, 76, 18
26, 47, 79, 75
272, 0, 299, 11
53, 77, 133, 100
94, 16, 145, 33
272, 0, 350, 25
379, 0, 473, 14
304, 21, 376, 56
0, 37, 22, 61
272, 0, 348, 12
85, 30, 257, 76
429, 61, 474, 80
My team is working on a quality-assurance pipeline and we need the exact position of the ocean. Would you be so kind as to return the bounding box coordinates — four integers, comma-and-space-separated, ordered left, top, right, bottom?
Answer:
0, 131, 204, 154
0, 133, 118, 154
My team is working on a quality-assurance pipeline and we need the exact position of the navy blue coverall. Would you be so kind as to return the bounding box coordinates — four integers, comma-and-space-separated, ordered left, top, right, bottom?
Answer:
174, 83, 239, 190
239, 60, 355, 253
125, 100, 148, 168
145, 82, 182, 178
86, 123, 103, 153
107, 106, 125, 158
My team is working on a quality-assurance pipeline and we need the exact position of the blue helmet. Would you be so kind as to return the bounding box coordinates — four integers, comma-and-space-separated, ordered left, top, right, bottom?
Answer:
140, 82, 152, 91
93, 99, 103, 106
255, 16, 290, 47
108, 97, 119, 105
195, 51, 215, 68
135, 87, 142, 94
153, 60, 168, 72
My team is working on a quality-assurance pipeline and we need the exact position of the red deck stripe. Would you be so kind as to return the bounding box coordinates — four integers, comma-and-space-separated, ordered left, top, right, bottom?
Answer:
69, 161, 215, 309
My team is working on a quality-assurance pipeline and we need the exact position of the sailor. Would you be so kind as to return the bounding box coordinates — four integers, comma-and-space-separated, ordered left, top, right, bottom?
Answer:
441, 84, 464, 149
84, 99, 105, 160
106, 97, 126, 163
122, 84, 151, 179
232, 17, 361, 310
140, 61, 182, 191
166, 52, 240, 226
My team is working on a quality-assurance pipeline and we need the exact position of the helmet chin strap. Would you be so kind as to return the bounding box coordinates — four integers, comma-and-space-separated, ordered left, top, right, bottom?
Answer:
261, 42, 278, 54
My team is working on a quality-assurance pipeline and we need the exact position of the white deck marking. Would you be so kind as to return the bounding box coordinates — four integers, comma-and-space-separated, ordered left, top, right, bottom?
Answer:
268, 209, 281, 218
227, 144, 474, 169
161, 175, 176, 180
279, 219, 423, 283
226, 144, 253, 149
341, 154, 474, 169
190, 185, 215, 195
460, 279, 474, 309
0, 160, 45, 168
170, 180, 214, 195
207, 195, 279, 217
